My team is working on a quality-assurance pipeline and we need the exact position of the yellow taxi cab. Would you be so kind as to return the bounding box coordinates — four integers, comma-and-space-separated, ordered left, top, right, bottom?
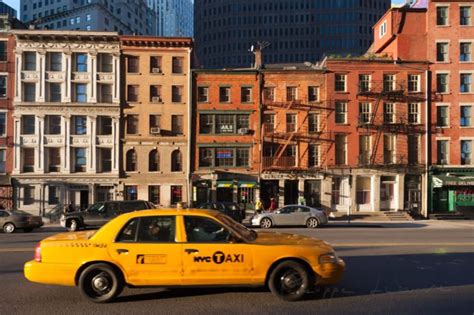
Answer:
24, 209, 345, 303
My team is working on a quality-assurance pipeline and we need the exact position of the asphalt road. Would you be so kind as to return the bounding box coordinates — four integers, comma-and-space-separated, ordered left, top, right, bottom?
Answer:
0, 221, 473, 315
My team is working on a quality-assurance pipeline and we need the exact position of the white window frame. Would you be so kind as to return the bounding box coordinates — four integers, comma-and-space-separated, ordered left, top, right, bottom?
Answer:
436, 104, 450, 128
359, 102, 372, 124
460, 104, 473, 128
436, 5, 450, 26
379, 20, 387, 39
436, 41, 449, 63
0, 148, 6, 173
436, 71, 450, 94
408, 74, 421, 92
335, 101, 347, 124
460, 138, 473, 165
460, 41, 472, 62
384, 103, 395, 124
0, 110, 7, 137
408, 103, 421, 124
335, 74, 347, 92
436, 138, 450, 165
460, 71, 473, 94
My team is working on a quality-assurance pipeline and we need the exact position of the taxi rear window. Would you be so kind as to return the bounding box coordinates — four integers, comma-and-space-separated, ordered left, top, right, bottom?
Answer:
116, 216, 176, 243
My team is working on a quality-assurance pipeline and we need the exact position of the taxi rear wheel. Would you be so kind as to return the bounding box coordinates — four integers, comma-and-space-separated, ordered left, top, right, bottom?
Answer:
268, 261, 310, 301
78, 263, 124, 303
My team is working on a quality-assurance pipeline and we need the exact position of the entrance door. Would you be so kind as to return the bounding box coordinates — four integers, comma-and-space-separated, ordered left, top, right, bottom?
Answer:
380, 177, 396, 210
80, 190, 89, 210
196, 187, 209, 206
284, 180, 298, 205
304, 180, 321, 207
216, 187, 233, 202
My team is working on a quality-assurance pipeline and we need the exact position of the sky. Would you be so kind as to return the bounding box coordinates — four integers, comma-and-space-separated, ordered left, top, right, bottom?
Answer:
3, 0, 407, 18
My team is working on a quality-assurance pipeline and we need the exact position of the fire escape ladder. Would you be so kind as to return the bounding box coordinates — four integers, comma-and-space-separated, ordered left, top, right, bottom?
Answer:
370, 127, 383, 166
272, 132, 296, 166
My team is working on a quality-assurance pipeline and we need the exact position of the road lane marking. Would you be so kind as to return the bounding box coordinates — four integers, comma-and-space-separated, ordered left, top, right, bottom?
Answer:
0, 248, 33, 252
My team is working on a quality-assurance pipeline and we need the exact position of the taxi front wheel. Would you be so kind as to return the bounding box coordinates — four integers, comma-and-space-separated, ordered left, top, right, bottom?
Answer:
78, 263, 124, 303
268, 261, 311, 301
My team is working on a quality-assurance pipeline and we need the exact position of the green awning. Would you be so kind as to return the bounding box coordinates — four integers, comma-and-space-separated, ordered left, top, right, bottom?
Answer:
238, 181, 258, 188
216, 181, 234, 188
432, 175, 474, 187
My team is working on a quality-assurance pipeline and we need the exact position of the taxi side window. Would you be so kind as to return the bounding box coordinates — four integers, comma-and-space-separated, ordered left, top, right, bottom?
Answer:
116, 218, 139, 242
184, 216, 231, 243
137, 216, 176, 243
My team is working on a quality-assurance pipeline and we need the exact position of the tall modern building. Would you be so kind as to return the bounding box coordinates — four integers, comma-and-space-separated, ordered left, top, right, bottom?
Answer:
20, 0, 156, 35
0, 1, 17, 17
194, 0, 391, 68
149, 0, 193, 37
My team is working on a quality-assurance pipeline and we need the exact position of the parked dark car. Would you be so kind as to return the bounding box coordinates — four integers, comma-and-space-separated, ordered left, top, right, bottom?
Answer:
0, 209, 44, 233
60, 200, 154, 231
198, 202, 245, 222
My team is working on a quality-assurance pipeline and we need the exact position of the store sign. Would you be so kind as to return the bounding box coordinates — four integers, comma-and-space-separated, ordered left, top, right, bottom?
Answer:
217, 150, 233, 158
219, 124, 234, 133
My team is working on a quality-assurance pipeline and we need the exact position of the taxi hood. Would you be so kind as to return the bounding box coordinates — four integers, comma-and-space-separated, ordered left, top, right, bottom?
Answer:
252, 231, 334, 250
43, 230, 97, 242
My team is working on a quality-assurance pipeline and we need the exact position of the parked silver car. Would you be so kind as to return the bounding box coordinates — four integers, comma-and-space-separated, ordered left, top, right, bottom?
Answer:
0, 209, 44, 233
251, 205, 328, 229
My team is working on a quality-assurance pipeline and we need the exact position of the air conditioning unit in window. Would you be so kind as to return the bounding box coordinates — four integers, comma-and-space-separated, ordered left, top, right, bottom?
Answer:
151, 96, 162, 103
440, 159, 448, 165
150, 127, 161, 135
464, 158, 472, 165
152, 67, 161, 73
238, 128, 249, 135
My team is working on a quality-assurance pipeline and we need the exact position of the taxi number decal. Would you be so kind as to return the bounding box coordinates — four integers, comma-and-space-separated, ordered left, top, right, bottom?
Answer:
136, 254, 167, 264
193, 251, 244, 264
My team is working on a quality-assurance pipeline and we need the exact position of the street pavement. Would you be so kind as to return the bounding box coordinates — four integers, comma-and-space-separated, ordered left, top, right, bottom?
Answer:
0, 220, 472, 315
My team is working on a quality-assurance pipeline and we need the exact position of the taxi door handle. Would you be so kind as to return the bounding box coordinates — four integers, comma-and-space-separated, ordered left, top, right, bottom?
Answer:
185, 248, 199, 254
116, 249, 129, 254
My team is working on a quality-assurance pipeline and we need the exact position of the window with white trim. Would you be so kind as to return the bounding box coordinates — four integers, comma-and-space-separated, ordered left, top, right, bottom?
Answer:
437, 140, 449, 165
408, 103, 420, 124
461, 106, 472, 127
436, 6, 449, 26
436, 106, 449, 127
461, 140, 473, 165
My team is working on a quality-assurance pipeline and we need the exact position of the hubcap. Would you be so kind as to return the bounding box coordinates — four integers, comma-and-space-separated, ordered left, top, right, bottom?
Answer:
5, 224, 13, 233
91, 273, 111, 295
280, 269, 303, 293
309, 219, 317, 227
70, 221, 77, 230
262, 219, 271, 228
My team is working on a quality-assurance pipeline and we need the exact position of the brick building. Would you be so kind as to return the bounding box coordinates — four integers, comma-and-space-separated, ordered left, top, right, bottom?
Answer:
120, 36, 192, 207
192, 69, 261, 209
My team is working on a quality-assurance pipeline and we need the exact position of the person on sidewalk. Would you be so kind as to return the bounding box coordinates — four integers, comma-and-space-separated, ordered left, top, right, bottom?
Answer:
255, 198, 263, 214
298, 194, 306, 206
269, 197, 277, 212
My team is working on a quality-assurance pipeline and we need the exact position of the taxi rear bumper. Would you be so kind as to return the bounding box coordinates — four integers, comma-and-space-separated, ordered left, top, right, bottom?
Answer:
24, 260, 77, 286
314, 258, 346, 286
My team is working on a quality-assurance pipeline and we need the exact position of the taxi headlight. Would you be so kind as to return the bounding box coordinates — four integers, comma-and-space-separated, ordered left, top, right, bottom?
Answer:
319, 253, 338, 264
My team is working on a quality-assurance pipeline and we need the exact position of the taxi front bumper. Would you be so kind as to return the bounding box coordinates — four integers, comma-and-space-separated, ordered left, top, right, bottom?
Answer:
314, 258, 346, 286
24, 260, 77, 286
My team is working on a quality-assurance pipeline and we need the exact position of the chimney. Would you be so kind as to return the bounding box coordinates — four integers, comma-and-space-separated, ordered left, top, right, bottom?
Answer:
254, 48, 262, 69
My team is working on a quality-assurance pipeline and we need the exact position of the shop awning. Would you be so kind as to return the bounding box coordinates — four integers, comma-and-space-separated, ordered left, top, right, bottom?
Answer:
432, 175, 474, 188
238, 181, 258, 188
216, 181, 258, 188
216, 181, 233, 188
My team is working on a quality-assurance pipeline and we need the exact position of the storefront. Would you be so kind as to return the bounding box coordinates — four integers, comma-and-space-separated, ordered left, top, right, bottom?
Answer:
430, 168, 474, 213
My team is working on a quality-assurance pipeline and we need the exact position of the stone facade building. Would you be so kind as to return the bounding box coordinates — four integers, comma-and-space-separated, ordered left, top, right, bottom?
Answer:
120, 36, 192, 207
12, 30, 121, 215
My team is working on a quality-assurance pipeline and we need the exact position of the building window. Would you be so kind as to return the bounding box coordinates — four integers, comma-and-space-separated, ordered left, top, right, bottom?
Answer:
436, 42, 449, 62
74, 53, 87, 72
460, 6, 471, 26
23, 186, 35, 205
47, 147, 60, 172
308, 113, 319, 133
359, 103, 371, 124
308, 144, 320, 167
460, 73, 472, 93
286, 86, 297, 101
219, 86, 231, 103
149, 115, 160, 134
379, 20, 387, 38
408, 74, 420, 92
286, 113, 296, 132
172, 57, 184, 74
0, 42, 6, 62
22, 148, 35, 172
97, 116, 112, 135
197, 86, 208, 102
359, 74, 371, 93
73, 83, 87, 102
335, 102, 347, 124
171, 150, 182, 172
460, 43, 472, 62
149, 150, 160, 172
86, 14, 91, 21
215, 148, 234, 167
308, 86, 319, 102
45, 115, 61, 134
335, 135, 347, 165
125, 185, 137, 201
47, 52, 62, 71
150, 56, 162, 73
437, 140, 449, 164
0, 149, 5, 173
356, 177, 371, 205
199, 148, 213, 167
72, 116, 87, 135
99, 148, 112, 173
0, 76, 5, 98
461, 106, 472, 127
436, 73, 448, 93
98, 84, 112, 103
335, 74, 346, 92
21, 115, 35, 134
127, 115, 138, 134
0, 112, 5, 137
150, 85, 162, 103
236, 148, 249, 167
127, 85, 138, 102
359, 135, 371, 165
127, 56, 139, 73
384, 134, 396, 164
47, 83, 61, 102
436, 106, 449, 127
148, 186, 160, 205
461, 140, 472, 165
74, 148, 87, 172
332, 177, 344, 205
170, 186, 182, 205
23, 83, 36, 102
436, 6, 449, 26
23, 52, 36, 71
199, 114, 213, 134
383, 103, 395, 123
126, 149, 137, 172
383, 74, 396, 92
241, 87, 252, 103
98, 53, 112, 72
408, 103, 420, 124
172, 115, 183, 135
263, 87, 275, 102
408, 135, 419, 165
172, 85, 183, 103
263, 114, 275, 132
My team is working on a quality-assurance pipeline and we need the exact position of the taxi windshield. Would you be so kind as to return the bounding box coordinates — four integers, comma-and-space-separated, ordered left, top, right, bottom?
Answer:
216, 214, 257, 241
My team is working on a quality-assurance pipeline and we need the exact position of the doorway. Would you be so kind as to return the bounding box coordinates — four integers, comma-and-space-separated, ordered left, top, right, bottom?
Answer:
260, 180, 279, 210
80, 190, 89, 210
380, 176, 396, 210
284, 180, 298, 205
216, 187, 233, 202
304, 180, 321, 207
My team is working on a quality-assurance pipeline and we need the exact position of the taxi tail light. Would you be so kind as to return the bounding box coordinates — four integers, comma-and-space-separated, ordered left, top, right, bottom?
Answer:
34, 243, 42, 262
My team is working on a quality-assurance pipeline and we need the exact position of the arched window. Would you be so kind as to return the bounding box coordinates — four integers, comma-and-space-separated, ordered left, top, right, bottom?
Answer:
149, 149, 160, 172
171, 150, 182, 172
126, 149, 137, 172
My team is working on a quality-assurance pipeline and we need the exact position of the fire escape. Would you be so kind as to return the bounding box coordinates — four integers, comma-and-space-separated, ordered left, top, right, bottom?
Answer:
356, 79, 426, 168
261, 97, 334, 172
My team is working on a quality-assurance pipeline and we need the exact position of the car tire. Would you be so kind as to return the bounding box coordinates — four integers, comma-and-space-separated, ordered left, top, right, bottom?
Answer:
268, 260, 311, 301
24, 228, 34, 233
68, 219, 79, 232
3, 222, 15, 233
78, 263, 124, 303
306, 217, 319, 229
260, 217, 273, 229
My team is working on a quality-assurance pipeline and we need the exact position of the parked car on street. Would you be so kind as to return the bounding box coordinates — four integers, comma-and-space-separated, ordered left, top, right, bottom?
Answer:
24, 208, 345, 303
59, 200, 154, 232
251, 205, 328, 228
198, 202, 245, 222
0, 209, 44, 233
